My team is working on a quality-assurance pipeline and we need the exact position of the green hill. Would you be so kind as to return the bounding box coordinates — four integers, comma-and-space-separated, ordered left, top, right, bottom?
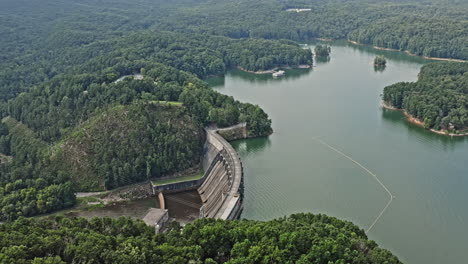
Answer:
51, 103, 204, 191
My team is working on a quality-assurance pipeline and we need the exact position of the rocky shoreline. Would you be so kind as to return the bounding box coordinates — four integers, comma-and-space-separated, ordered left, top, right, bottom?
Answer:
381, 102, 468, 137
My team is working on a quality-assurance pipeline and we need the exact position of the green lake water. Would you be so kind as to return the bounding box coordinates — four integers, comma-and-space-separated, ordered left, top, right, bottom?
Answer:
207, 41, 468, 264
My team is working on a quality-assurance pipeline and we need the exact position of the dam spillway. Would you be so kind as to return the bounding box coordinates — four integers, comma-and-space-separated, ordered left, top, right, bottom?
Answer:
152, 124, 246, 220
198, 129, 244, 220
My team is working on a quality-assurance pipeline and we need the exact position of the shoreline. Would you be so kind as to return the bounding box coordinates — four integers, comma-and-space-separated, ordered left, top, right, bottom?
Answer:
237, 64, 311, 74
373, 46, 399, 52
405, 51, 467, 63
348, 40, 361, 45
381, 102, 468, 137
347, 40, 467, 62
237, 66, 277, 74
316, 38, 333, 42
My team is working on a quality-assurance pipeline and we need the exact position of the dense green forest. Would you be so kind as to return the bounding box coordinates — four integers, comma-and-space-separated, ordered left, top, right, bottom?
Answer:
0, 0, 466, 101
0, 213, 401, 263
1, 7, 315, 218
1, 31, 289, 141
0, 117, 76, 221
314, 45, 331, 57
2, 25, 307, 218
383, 62, 467, 132
51, 103, 205, 191
0, 29, 312, 101
0, 0, 465, 235
155, 0, 468, 60
1, 0, 462, 261
0, 59, 274, 220
374, 55, 387, 66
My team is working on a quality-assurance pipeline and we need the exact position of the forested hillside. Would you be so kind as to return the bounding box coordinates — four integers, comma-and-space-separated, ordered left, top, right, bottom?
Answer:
383, 62, 467, 133
51, 103, 204, 191
1, 0, 462, 261
0, 29, 312, 101
0, 0, 466, 101
0, 58, 274, 220
0, 117, 75, 221
1, 31, 288, 142
0, 213, 401, 263
155, 0, 468, 60
1, 25, 302, 219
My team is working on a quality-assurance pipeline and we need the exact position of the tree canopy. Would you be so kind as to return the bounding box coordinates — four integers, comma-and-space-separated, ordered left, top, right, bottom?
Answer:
1, 0, 466, 102
0, 213, 402, 264
0, 58, 273, 220
383, 62, 467, 132
374, 56, 387, 66
0, 0, 466, 239
314, 45, 331, 57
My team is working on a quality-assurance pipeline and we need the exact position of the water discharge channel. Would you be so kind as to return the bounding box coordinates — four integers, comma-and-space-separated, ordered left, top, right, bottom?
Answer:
207, 41, 468, 264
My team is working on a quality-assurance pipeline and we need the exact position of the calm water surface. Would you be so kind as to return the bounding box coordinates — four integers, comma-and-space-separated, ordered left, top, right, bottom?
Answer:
207, 41, 468, 264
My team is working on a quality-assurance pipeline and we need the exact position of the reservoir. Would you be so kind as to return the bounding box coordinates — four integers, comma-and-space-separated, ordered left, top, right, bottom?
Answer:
207, 41, 468, 264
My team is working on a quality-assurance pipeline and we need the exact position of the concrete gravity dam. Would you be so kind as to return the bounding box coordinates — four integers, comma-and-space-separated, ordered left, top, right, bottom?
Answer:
198, 129, 244, 219
152, 124, 246, 221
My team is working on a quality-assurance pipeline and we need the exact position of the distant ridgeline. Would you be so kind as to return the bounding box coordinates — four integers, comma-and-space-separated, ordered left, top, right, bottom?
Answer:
154, 0, 468, 61
0, 213, 402, 263
0, 0, 466, 101
383, 62, 467, 133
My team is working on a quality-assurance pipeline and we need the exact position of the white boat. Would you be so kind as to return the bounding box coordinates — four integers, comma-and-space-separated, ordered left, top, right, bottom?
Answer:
272, 70, 285, 77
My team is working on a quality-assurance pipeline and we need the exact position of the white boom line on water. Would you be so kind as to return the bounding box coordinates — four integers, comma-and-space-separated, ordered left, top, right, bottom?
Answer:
312, 137, 394, 233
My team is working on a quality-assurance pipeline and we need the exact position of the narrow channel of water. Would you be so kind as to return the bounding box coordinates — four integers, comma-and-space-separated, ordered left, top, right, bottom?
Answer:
207, 41, 468, 264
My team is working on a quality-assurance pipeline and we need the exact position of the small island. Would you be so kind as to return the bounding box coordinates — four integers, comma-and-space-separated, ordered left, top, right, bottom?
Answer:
374, 55, 387, 66
314, 45, 331, 57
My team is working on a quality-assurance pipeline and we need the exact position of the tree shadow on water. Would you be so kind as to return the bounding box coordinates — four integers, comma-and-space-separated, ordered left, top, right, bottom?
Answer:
381, 108, 467, 150
374, 65, 386, 72
231, 137, 272, 158
315, 56, 331, 65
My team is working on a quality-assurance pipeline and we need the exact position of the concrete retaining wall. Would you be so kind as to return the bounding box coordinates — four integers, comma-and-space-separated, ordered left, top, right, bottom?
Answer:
152, 178, 206, 194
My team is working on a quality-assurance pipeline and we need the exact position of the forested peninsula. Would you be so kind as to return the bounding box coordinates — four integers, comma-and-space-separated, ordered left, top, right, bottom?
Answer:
383, 62, 467, 135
